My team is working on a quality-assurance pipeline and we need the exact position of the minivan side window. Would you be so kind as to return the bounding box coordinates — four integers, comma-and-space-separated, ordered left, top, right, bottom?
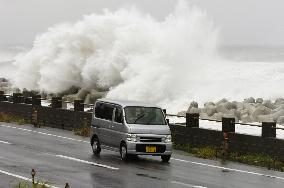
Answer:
114, 106, 123, 123
95, 102, 114, 121
95, 102, 103, 119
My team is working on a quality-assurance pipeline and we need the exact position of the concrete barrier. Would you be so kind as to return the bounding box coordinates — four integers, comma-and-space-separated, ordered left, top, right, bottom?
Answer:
186, 113, 199, 128
12, 93, 23, 104
0, 100, 91, 131
74, 99, 84, 111
0, 91, 284, 160
0, 91, 5, 102
222, 117, 235, 133
262, 122, 276, 138
51, 97, 62, 109
32, 95, 41, 106
169, 124, 284, 161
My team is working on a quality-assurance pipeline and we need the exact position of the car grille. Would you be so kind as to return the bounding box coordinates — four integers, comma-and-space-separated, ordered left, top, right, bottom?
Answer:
139, 137, 162, 142
136, 144, 166, 153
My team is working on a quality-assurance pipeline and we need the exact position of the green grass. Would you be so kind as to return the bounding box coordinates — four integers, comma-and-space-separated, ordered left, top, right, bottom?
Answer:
174, 143, 284, 171
0, 113, 31, 125
14, 181, 49, 188
73, 120, 90, 137
192, 146, 217, 159
73, 125, 90, 137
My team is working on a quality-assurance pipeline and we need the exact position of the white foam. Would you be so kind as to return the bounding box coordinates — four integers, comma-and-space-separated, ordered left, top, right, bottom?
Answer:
3, 1, 284, 113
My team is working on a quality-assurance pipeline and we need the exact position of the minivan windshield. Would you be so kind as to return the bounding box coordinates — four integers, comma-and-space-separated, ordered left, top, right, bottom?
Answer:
124, 106, 166, 125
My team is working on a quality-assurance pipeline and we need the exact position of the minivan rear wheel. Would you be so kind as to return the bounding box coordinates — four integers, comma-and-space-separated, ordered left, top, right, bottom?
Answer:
120, 143, 129, 161
161, 155, 171, 162
91, 137, 101, 155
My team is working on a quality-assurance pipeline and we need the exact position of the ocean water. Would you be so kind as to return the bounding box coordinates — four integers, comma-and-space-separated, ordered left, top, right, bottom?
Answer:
1, 2, 284, 113
0, 46, 29, 79
219, 46, 284, 62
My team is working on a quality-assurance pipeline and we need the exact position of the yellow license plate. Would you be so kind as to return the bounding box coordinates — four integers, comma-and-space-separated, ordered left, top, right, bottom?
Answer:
146, 146, 156, 153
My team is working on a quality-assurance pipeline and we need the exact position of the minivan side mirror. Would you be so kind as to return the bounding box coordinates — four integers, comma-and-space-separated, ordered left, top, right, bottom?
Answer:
166, 119, 169, 124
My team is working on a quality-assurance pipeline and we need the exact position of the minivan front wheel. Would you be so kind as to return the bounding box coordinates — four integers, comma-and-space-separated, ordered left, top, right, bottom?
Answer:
161, 155, 171, 162
120, 143, 129, 161
91, 136, 101, 155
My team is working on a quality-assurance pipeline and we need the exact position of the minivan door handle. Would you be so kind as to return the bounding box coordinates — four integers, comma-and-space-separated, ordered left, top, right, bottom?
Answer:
92, 125, 100, 128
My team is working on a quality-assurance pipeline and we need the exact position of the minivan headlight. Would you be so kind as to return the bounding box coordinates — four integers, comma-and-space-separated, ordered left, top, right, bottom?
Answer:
164, 135, 172, 143
127, 134, 137, 142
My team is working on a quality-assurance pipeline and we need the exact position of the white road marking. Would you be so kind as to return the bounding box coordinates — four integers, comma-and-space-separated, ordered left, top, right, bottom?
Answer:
0, 124, 89, 143
0, 169, 59, 188
54, 154, 119, 170
172, 158, 284, 181
0, 124, 118, 171
0, 140, 11, 145
171, 181, 207, 188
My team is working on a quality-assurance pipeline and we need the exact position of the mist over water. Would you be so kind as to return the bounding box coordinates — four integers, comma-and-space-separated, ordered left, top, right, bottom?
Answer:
2, 1, 284, 112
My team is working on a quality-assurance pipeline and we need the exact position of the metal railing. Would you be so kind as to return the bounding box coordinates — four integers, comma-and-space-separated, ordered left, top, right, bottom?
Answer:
165, 112, 284, 135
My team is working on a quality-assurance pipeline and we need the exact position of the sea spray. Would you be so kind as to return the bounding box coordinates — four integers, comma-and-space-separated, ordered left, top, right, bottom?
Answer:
5, 2, 218, 112
2, 2, 284, 113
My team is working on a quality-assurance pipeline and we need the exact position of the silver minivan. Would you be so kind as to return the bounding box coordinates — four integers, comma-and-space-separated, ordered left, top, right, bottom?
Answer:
90, 98, 172, 162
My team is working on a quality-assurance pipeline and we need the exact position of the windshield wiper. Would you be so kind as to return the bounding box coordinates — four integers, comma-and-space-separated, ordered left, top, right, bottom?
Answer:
133, 114, 145, 124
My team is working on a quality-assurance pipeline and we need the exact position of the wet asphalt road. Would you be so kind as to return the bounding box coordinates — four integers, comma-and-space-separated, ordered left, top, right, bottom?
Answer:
0, 122, 284, 188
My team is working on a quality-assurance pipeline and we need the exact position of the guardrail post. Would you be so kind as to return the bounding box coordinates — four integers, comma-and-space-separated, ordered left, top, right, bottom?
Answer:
186, 113, 199, 127
51, 97, 62, 108
262, 122, 276, 138
222, 117, 235, 133
31, 169, 36, 184
0, 91, 5, 102
12, 93, 23, 104
32, 95, 41, 106
74, 99, 84, 111
23, 91, 32, 104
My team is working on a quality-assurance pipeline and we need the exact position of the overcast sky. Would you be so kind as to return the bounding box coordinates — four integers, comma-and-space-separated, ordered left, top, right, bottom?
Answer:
0, 0, 284, 47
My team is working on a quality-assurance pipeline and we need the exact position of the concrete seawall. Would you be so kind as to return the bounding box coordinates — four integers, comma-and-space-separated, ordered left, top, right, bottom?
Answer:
169, 124, 284, 160
0, 100, 284, 160
0, 101, 92, 131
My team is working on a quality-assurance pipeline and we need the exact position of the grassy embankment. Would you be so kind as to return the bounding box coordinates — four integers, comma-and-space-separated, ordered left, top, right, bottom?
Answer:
13, 182, 49, 188
0, 112, 30, 125
174, 143, 284, 171
73, 118, 91, 137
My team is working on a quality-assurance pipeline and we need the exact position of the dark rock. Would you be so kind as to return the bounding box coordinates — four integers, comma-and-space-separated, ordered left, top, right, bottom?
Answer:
189, 101, 198, 109
212, 112, 223, 121
203, 105, 217, 116
244, 97, 255, 103
223, 102, 237, 110
216, 98, 228, 106
252, 105, 272, 121
204, 102, 215, 107
275, 98, 284, 106
216, 104, 230, 114
272, 109, 284, 122
256, 98, 263, 103
262, 100, 276, 109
